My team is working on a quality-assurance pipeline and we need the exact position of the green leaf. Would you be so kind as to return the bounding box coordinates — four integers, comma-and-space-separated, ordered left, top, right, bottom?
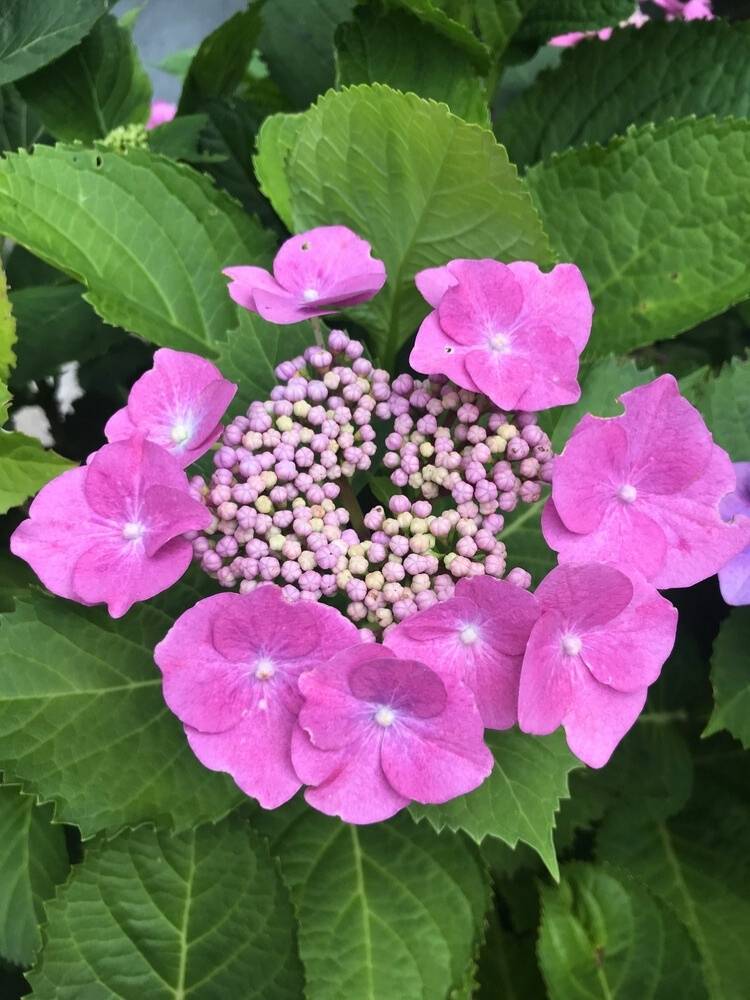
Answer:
0, 431, 74, 513
27, 818, 303, 999
0, 784, 69, 966
476, 910, 546, 1000
0, 0, 108, 86
259, 0, 359, 109
597, 792, 750, 1000
335, 7, 490, 126
410, 730, 578, 879
158, 46, 197, 79
705, 607, 750, 750
469, 0, 539, 57
255, 803, 489, 1000
283, 84, 551, 365
10, 283, 126, 387
0, 144, 276, 355
539, 863, 708, 1000
0, 260, 16, 382
0, 587, 241, 838
0, 83, 43, 152
179, 4, 264, 115
527, 118, 750, 359
253, 111, 304, 230
516, 0, 633, 42
389, 0, 491, 72
500, 21, 750, 170
17, 13, 152, 143
216, 309, 314, 414
695, 353, 750, 460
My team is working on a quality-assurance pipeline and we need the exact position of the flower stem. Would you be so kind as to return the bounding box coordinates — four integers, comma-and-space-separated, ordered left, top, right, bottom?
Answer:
339, 479, 366, 535
310, 316, 324, 347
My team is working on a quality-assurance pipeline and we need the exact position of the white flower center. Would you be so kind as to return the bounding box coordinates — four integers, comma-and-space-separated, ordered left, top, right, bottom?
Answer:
171, 422, 190, 444
302, 287, 320, 302
254, 658, 275, 681
374, 706, 395, 727
122, 521, 145, 541
618, 483, 637, 503
460, 624, 479, 645
561, 633, 582, 656
489, 332, 510, 353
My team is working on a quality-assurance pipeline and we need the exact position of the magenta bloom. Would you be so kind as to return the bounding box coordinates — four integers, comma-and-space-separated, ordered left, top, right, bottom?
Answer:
386, 576, 539, 729
224, 226, 387, 325
10, 436, 210, 618
146, 100, 177, 130
292, 644, 493, 824
155, 585, 361, 808
409, 259, 592, 412
518, 563, 677, 767
543, 375, 750, 589
718, 462, 750, 606
105, 348, 237, 467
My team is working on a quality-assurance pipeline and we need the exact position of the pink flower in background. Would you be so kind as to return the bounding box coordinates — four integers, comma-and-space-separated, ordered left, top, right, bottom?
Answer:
543, 375, 750, 588
293, 643, 493, 823
549, 0, 710, 46
657, 0, 713, 18
518, 563, 677, 767
105, 348, 237, 467
155, 585, 361, 808
10, 435, 210, 618
386, 576, 539, 729
410, 260, 592, 411
718, 463, 750, 606
224, 226, 387, 325
146, 100, 177, 130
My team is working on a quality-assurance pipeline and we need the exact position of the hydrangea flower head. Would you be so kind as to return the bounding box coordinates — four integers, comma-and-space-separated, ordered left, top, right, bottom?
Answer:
543, 375, 750, 588
292, 643, 493, 824
10, 435, 210, 617
518, 563, 677, 767
105, 348, 237, 467
718, 462, 750, 606
224, 226, 387, 324
410, 260, 593, 411
386, 575, 539, 729
155, 584, 362, 808
146, 100, 177, 130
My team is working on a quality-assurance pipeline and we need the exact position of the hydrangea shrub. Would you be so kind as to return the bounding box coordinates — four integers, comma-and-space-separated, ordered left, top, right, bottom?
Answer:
0, 2, 749, 998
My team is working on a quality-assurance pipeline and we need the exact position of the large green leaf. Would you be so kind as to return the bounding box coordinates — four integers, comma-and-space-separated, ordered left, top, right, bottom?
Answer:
499, 21, 750, 169
705, 607, 750, 750
410, 730, 577, 879
539, 863, 708, 1000
0, 260, 16, 382
0, 0, 108, 86
694, 354, 750, 460
18, 13, 151, 143
255, 802, 490, 1000
0, 83, 43, 152
253, 111, 304, 230
259, 0, 358, 108
0, 784, 69, 966
516, 0, 633, 42
390, 0, 491, 71
597, 793, 750, 1000
335, 7, 490, 125
0, 587, 241, 838
282, 84, 551, 365
0, 431, 74, 513
527, 118, 750, 359
27, 818, 303, 999
0, 144, 276, 355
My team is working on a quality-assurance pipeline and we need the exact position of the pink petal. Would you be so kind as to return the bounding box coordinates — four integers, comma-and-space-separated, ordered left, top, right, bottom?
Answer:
465, 346, 533, 411
507, 262, 593, 354
517, 610, 575, 735
211, 586, 322, 663
534, 563, 633, 630
718, 549, 750, 606
561, 665, 648, 769
103, 405, 136, 443
552, 421, 630, 534
380, 671, 492, 805
409, 311, 479, 390
437, 260, 523, 346
142, 485, 211, 557
414, 264, 459, 307
146, 100, 176, 130
719, 462, 750, 521
84, 436, 189, 521
296, 726, 409, 824
223, 265, 281, 311
272, 226, 386, 305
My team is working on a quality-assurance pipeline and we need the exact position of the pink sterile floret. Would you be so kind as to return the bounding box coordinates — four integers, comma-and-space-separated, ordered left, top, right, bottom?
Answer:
146, 100, 177, 130
386, 575, 539, 730
543, 374, 750, 589
292, 643, 493, 824
155, 584, 362, 809
10, 435, 210, 618
410, 259, 593, 412
718, 462, 750, 606
518, 563, 677, 768
105, 348, 237, 467
224, 226, 387, 325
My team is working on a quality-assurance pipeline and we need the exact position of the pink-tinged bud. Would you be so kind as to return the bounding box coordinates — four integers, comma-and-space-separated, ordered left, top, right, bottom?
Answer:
391, 469, 409, 487
328, 330, 350, 352
506, 566, 532, 589
484, 553, 506, 577
519, 457, 540, 479
456, 536, 477, 558
281, 560, 301, 582
519, 481, 542, 503
521, 424, 543, 446
382, 561, 405, 583
389, 535, 410, 558
474, 480, 498, 504
299, 570, 322, 591
498, 492, 518, 512
506, 437, 530, 460
471, 443, 492, 464
202, 550, 222, 572
533, 442, 553, 462
389, 494, 411, 514
369, 542, 387, 563
392, 598, 417, 621
452, 481, 474, 504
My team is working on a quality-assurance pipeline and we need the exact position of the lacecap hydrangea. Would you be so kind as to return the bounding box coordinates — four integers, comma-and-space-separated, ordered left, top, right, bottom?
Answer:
12, 225, 750, 825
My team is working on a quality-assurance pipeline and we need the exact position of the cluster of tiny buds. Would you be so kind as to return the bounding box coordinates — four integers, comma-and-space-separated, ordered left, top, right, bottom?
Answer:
189, 329, 551, 629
